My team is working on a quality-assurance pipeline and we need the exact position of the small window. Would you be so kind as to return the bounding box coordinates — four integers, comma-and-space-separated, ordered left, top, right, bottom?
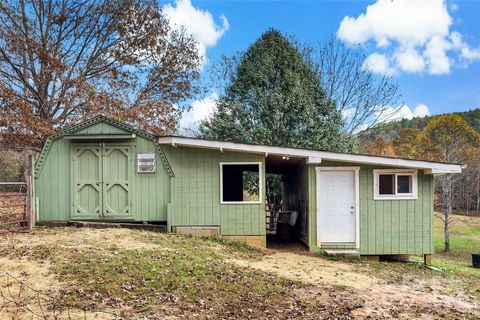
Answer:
397, 175, 413, 194
220, 162, 262, 204
374, 170, 417, 200
379, 174, 394, 195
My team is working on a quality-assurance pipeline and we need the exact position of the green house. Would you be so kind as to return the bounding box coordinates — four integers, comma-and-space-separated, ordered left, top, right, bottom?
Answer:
35, 116, 461, 257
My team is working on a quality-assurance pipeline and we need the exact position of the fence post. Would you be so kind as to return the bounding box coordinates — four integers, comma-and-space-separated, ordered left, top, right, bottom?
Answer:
27, 154, 35, 229
31, 154, 36, 228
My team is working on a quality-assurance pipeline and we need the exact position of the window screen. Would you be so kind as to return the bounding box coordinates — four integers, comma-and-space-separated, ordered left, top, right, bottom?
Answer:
379, 174, 395, 195
397, 175, 413, 194
221, 164, 260, 202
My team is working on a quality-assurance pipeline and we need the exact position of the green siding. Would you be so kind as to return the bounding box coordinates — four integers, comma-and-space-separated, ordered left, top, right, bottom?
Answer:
36, 133, 71, 221
134, 138, 171, 221
163, 146, 266, 236
36, 122, 170, 222
75, 122, 129, 135
36, 119, 434, 252
307, 161, 433, 255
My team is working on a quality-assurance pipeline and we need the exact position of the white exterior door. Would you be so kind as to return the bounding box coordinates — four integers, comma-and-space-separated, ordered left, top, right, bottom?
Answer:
317, 169, 357, 243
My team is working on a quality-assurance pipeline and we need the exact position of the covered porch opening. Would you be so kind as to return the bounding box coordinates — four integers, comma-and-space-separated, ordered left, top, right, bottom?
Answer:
265, 155, 309, 249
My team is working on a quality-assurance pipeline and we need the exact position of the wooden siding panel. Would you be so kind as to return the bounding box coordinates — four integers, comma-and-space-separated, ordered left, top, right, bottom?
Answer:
164, 146, 265, 236
308, 162, 433, 255
35, 138, 70, 221
75, 122, 128, 135
36, 122, 170, 222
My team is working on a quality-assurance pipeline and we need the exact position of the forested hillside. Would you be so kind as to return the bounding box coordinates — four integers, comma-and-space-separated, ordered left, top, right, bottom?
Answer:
360, 113, 480, 221
359, 108, 480, 143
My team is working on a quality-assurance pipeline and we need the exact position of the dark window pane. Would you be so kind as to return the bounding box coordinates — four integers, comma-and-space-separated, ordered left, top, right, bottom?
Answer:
397, 175, 412, 194
222, 164, 259, 202
379, 174, 394, 195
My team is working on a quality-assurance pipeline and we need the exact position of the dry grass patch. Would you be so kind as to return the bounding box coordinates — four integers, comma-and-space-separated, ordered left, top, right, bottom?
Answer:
1, 227, 480, 319
0, 228, 307, 319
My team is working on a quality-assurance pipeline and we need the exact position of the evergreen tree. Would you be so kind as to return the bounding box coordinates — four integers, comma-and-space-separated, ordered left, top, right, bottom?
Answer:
199, 29, 352, 152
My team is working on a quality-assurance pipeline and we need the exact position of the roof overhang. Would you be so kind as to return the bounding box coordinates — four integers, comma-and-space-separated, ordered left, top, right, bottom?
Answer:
158, 136, 462, 174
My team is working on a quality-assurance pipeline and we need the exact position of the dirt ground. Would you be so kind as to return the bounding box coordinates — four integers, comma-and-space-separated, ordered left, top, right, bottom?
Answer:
230, 251, 375, 290
231, 249, 480, 319
0, 227, 479, 319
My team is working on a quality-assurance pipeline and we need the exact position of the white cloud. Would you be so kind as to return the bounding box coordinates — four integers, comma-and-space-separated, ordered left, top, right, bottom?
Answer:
377, 104, 415, 123
450, 32, 480, 61
363, 53, 395, 75
337, 0, 480, 75
412, 104, 430, 117
394, 46, 426, 73
179, 92, 219, 129
424, 35, 452, 74
163, 0, 229, 66
345, 103, 430, 133
338, 0, 451, 46
377, 103, 430, 123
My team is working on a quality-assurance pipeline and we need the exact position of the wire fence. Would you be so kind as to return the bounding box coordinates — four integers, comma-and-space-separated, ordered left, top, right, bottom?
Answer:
0, 154, 36, 232
0, 268, 123, 320
0, 184, 28, 232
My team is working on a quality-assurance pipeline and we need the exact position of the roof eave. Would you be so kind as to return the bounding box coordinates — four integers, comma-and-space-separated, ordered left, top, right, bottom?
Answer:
158, 136, 462, 174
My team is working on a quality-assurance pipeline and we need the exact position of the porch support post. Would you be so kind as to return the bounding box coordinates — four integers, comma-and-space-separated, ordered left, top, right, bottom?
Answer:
365, 255, 380, 262
424, 254, 432, 265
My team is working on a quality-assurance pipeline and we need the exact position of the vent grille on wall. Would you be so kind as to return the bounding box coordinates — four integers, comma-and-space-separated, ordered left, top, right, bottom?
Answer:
137, 152, 156, 173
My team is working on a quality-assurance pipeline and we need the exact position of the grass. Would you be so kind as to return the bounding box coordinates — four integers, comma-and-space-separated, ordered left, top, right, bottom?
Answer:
340, 213, 480, 300
206, 236, 262, 254
2, 227, 480, 319
433, 212, 480, 267
428, 213, 480, 298
45, 232, 302, 318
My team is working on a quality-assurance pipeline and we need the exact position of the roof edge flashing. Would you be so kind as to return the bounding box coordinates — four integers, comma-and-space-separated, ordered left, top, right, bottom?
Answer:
158, 136, 462, 174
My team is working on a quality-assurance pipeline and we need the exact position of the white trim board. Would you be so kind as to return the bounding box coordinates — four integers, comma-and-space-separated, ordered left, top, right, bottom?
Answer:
373, 169, 418, 200
219, 162, 263, 205
158, 136, 462, 174
315, 167, 360, 249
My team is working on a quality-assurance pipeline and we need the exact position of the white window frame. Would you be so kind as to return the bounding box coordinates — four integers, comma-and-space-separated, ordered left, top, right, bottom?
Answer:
219, 162, 263, 204
373, 169, 418, 200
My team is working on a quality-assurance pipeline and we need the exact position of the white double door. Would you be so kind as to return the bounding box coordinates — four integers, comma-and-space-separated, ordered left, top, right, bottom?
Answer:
317, 169, 357, 244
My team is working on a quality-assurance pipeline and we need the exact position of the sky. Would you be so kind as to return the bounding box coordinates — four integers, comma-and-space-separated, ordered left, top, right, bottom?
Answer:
159, 0, 480, 130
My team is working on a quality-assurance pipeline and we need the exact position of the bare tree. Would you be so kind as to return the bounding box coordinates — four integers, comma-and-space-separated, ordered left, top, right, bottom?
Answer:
419, 115, 480, 252
316, 36, 401, 135
0, 0, 201, 148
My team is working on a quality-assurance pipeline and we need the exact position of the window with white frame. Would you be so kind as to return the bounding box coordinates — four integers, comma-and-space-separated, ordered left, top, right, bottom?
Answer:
220, 162, 262, 204
373, 169, 418, 200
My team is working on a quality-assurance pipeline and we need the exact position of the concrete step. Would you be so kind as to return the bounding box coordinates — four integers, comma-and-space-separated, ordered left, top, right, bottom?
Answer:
324, 249, 360, 259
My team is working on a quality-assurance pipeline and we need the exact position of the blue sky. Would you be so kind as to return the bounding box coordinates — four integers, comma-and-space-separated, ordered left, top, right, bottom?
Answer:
160, 0, 480, 129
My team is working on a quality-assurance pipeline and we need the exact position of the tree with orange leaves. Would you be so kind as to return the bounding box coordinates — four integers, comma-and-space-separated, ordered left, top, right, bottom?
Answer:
392, 128, 421, 159
419, 115, 480, 252
364, 136, 396, 157
0, 0, 201, 149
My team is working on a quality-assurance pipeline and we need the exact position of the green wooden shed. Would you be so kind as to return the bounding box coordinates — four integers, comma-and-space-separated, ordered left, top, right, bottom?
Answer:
35, 116, 462, 257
